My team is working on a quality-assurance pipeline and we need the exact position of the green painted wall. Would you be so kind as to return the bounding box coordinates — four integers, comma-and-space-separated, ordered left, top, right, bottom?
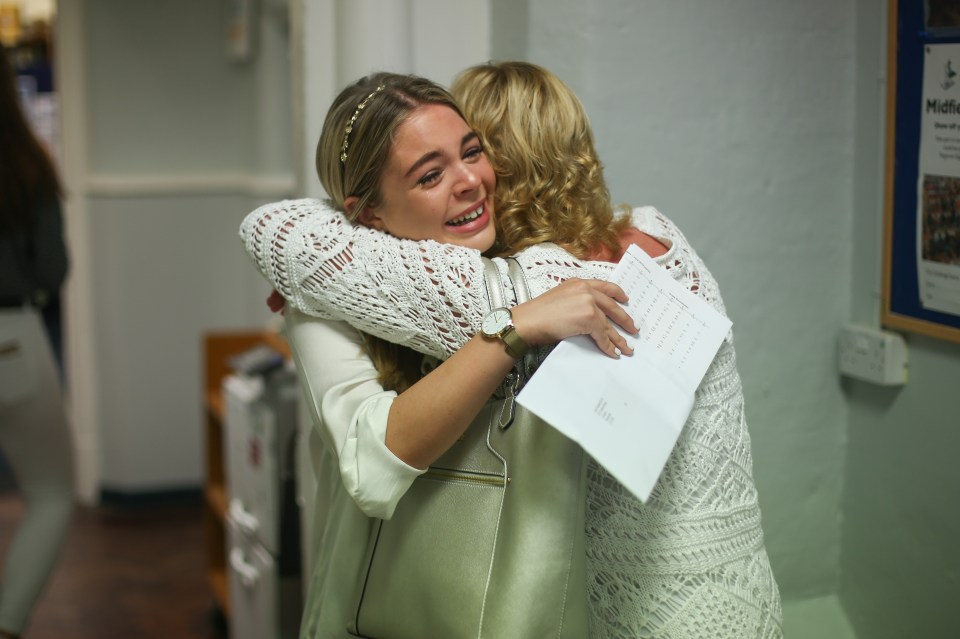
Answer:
841, 2, 960, 637
841, 338, 960, 638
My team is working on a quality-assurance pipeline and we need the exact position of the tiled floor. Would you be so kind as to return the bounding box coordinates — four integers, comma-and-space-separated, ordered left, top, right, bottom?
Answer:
1, 484, 863, 639
0, 493, 227, 639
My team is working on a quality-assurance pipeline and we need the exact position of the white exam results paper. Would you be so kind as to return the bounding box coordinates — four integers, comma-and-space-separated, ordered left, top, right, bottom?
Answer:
516, 244, 732, 502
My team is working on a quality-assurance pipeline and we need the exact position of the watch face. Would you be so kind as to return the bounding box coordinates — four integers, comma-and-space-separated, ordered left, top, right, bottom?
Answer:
482, 308, 511, 335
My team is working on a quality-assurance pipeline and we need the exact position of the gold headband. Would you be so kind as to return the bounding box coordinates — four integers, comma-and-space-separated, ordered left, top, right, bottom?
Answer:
340, 84, 386, 164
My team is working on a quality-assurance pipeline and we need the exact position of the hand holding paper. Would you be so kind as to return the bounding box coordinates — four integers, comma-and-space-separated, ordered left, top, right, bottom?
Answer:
516, 245, 732, 502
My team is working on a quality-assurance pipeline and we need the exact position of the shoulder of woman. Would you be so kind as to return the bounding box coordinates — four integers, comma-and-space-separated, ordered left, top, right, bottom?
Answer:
630, 205, 669, 232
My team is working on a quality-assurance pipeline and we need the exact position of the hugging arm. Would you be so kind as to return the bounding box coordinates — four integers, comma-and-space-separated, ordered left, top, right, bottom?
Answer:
285, 311, 423, 518
286, 312, 523, 513
240, 199, 628, 359
286, 302, 620, 512
241, 198, 487, 359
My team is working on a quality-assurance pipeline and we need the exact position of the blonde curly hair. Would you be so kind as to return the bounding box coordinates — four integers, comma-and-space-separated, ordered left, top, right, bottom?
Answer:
451, 61, 631, 260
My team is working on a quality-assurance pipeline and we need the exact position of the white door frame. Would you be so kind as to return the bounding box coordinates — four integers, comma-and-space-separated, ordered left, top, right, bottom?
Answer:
55, 0, 101, 504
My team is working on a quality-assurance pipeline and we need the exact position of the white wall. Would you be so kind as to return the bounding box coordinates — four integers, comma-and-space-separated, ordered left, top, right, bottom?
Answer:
293, 0, 490, 198
496, 0, 855, 599
61, 0, 291, 495
500, 2, 960, 634
840, 2, 960, 638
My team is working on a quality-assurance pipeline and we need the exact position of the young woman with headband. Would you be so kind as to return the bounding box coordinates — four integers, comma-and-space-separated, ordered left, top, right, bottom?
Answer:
254, 71, 637, 637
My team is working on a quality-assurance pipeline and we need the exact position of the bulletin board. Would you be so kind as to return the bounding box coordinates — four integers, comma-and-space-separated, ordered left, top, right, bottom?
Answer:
882, 0, 960, 343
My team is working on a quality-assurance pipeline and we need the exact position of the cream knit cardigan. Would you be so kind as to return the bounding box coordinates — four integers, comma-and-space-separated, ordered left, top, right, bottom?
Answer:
240, 199, 783, 638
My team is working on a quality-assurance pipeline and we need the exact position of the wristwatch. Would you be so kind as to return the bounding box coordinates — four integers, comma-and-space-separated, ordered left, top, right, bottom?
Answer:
481, 307, 530, 359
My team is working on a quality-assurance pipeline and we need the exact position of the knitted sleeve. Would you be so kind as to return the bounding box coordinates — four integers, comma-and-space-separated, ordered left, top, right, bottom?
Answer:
239, 198, 618, 359
238, 200, 725, 360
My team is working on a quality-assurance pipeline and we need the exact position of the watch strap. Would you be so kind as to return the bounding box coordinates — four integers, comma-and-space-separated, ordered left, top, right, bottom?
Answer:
501, 326, 529, 359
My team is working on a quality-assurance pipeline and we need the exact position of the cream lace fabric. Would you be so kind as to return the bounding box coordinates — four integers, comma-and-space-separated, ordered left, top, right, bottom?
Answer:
240, 199, 783, 638
241, 198, 487, 360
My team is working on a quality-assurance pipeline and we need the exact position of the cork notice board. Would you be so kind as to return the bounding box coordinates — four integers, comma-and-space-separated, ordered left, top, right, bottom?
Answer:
883, 0, 960, 343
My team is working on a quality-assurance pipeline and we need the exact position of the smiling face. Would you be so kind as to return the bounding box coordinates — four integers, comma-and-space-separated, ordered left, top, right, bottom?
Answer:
349, 104, 497, 252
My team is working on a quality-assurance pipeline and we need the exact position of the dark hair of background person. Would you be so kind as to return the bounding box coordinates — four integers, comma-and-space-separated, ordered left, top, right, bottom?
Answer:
0, 48, 63, 235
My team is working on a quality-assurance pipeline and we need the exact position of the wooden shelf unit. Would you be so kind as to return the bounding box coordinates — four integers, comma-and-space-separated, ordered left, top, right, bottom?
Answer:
202, 330, 290, 617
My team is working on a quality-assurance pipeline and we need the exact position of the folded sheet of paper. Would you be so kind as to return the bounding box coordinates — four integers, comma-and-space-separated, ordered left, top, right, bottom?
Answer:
516, 244, 732, 502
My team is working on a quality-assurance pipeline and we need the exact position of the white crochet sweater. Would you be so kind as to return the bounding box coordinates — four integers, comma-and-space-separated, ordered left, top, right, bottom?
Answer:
240, 199, 783, 638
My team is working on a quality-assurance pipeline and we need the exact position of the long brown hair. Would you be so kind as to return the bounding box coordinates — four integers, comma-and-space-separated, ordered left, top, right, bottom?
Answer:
0, 48, 63, 233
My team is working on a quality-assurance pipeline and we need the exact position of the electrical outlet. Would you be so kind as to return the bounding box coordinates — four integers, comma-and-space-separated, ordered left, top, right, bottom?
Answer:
838, 325, 908, 386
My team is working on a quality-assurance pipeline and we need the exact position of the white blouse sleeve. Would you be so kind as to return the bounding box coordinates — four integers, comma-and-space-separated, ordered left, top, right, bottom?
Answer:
239, 198, 618, 359
283, 310, 424, 520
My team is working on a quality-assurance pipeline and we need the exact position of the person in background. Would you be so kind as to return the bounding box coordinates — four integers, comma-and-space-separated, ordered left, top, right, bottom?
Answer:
242, 61, 783, 637
0, 48, 75, 639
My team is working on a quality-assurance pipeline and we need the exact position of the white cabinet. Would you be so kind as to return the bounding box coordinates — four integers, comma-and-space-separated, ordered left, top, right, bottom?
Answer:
222, 366, 302, 639
227, 518, 279, 638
